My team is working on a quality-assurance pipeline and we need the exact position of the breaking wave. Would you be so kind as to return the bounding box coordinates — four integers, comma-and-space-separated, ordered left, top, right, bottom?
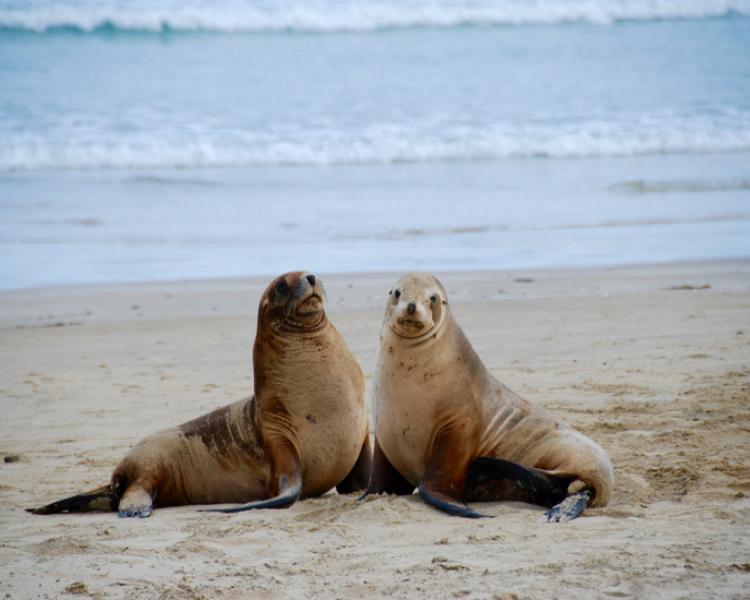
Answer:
3, 116, 750, 170
1, 0, 749, 34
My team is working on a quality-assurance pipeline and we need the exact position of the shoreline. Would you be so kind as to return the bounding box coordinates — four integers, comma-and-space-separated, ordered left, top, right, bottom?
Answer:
1, 260, 748, 598
2, 258, 748, 329
1, 255, 749, 291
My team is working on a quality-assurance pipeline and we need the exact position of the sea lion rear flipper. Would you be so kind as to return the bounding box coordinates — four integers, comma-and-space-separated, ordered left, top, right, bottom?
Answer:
201, 442, 302, 514
359, 436, 415, 499
465, 456, 573, 507
27, 484, 118, 515
419, 426, 491, 519
337, 433, 373, 494
544, 491, 591, 523
117, 480, 155, 518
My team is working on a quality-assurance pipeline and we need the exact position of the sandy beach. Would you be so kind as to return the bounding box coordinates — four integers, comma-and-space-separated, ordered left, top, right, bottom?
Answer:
1, 261, 748, 599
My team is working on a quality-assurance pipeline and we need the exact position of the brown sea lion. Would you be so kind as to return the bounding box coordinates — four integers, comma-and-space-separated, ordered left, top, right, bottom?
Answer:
29, 271, 371, 518
363, 272, 613, 521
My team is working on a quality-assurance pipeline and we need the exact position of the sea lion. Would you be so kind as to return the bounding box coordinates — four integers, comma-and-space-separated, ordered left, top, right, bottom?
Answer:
29, 271, 371, 518
363, 272, 613, 521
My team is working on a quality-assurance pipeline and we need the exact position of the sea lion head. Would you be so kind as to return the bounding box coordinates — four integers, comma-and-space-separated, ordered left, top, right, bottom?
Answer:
260, 271, 327, 332
384, 272, 448, 339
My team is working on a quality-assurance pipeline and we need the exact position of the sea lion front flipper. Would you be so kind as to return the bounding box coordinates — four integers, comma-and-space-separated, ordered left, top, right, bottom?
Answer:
359, 436, 415, 499
544, 491, 591, 523
337, 433, 373, 494
418, 427, 491, 519
202, 478, 301, 513
201, 442, 302, 514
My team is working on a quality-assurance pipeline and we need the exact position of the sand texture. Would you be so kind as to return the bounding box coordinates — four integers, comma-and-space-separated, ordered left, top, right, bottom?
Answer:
1, 262, 749, 599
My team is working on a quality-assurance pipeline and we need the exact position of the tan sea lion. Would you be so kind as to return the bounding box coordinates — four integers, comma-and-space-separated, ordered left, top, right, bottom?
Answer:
29, 271, 371, 518
363, 272, 613, 521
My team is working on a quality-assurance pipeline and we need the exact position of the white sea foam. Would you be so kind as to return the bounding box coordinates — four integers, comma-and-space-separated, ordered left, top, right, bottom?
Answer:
1, 0, 749, 33
2, 116, 750, 170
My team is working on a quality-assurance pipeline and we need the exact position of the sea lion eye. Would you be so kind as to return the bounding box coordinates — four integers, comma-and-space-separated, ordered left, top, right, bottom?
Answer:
394, 289, 401, 299
430, 294, 438, 304
275, 280, 288, 294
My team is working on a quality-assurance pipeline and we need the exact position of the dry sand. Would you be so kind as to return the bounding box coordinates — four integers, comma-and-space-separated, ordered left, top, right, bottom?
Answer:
1, 261, 749, 599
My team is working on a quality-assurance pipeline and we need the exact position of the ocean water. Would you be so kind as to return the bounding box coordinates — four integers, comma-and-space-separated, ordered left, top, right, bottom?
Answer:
1, 1, 749, 289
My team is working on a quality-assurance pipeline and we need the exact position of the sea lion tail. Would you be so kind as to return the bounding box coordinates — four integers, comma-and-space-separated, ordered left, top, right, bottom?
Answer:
27, 484, 118, 515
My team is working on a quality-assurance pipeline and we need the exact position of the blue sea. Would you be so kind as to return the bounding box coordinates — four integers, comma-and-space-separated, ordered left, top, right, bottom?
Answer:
1, 0, 749, 289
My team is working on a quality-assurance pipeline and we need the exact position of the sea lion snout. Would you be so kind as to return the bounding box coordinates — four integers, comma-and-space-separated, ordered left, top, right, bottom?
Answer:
287, 272, 322, 300
295, 273, 325, 315
392, 295, 433, 337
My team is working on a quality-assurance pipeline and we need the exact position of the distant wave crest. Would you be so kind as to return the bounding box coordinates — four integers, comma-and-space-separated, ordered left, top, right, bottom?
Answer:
1, 0, 750, 33
3, 116, 750, 170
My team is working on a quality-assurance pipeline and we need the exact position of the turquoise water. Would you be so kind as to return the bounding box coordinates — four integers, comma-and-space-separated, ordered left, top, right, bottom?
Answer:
1, 1, 749, 288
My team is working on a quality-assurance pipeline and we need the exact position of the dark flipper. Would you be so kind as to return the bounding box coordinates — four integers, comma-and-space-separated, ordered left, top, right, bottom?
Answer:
466, 456, 574, 507
337, 434, 373, 495
359, 437, 415, 500
201, 441, 303, 514
200, 477, 302, 513
544, 491, 591, 523
418, 483, 489, 519
27, 485, 118, 515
